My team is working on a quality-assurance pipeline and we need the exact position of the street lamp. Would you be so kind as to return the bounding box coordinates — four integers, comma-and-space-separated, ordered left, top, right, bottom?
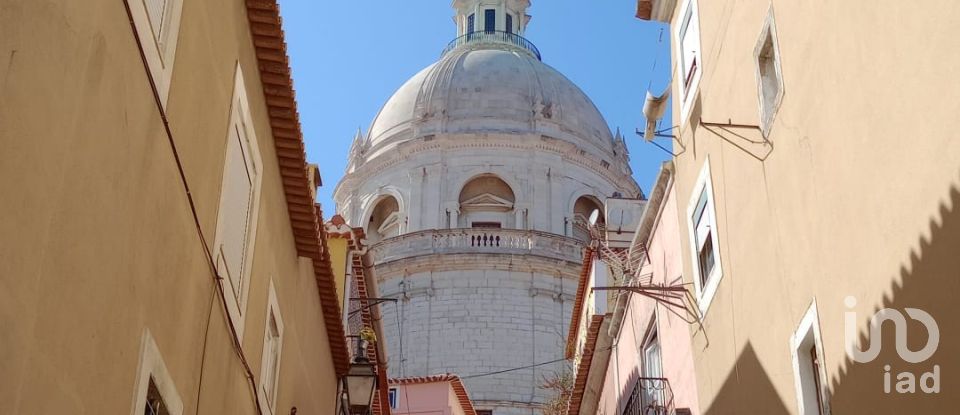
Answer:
343, 337, 377, 414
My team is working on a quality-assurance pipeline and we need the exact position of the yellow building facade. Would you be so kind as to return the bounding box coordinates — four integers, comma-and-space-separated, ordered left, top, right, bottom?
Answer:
639, 0, 960, 413
0, 1, 350, 413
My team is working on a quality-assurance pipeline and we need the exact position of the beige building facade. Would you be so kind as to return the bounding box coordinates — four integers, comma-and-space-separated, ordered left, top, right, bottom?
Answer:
639, 0, 960, 413
1, 1, 351, 414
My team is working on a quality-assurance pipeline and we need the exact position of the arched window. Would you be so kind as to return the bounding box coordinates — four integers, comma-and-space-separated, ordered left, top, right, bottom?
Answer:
573, 195, 604, 242
367, 196, 401, 243
458, 175, 515, 228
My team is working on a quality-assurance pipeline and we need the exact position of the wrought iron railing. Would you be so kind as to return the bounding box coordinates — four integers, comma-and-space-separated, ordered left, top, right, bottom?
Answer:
622, 377, 675, 415
441, 30, 542, 60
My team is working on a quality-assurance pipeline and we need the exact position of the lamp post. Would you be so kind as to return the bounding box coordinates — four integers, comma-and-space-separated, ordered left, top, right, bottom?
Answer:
342, 336, 377, 415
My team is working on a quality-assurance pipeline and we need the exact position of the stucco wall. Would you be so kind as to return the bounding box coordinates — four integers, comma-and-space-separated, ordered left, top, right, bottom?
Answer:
0, 1, 339, 413
663, 0, 960, 413
596, 184, 700, 415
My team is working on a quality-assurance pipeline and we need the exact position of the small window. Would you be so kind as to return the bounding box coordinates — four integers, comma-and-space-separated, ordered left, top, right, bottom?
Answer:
472, 222, 502, 229
791, 302, 829, 415
642, 327, 666, 410
132, 330, 184, 415
506, 14, 514, 34
477, 411, 494, 415
484, 9, 496, 32
467, 13, 475, 34
388, 388, 398, 409
258, 282, 285, 415
687, 159, 723, 315
127, 0, 184, 108
213, 64, 264, 341
676, 0, 702, 121
755, 8, 784, 137
144, 378, 169, 415
692, 188, 715, 288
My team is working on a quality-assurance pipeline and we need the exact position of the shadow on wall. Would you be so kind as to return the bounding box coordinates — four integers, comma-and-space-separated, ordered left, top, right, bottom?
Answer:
704, 176, 960, 413
829, 180, 960, 411
704, 343, 791, 415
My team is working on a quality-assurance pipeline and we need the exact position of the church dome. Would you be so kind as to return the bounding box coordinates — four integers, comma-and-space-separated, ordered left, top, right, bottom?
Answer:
366, 39, 617, 158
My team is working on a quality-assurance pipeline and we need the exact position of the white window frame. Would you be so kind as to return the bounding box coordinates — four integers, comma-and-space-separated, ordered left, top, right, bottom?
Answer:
388, 387, 398, 409
130, 330, 184, 415
258, 280, 285, 415
754, 7, 784, 137
790, 300, 831, 415
674, 0, 703, 124
212, 63, 264, 341
127, 0, 184, 108
686, 158, 723, 316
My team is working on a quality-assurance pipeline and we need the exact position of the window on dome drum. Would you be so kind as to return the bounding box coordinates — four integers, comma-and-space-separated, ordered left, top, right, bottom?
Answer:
484, 9, 496, 32
572, 196, 604, 243
687, 159, 722, 315
367, 196, 401, 243
467, 13, 475, 34
506, 13, 514, 34
459, 175, 515, 228
472, 222, 502, 229
755, 8, 784, 137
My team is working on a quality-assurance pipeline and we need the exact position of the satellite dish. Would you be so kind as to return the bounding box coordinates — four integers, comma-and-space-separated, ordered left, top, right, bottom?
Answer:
588, 209, 600, 226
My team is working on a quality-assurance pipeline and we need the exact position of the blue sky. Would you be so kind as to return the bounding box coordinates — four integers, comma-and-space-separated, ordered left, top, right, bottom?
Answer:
278, 1, 673, 212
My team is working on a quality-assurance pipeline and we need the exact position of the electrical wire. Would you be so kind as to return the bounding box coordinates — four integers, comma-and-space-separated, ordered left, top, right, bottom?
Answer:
122, 1, 264, 413
460, 344, 616, 380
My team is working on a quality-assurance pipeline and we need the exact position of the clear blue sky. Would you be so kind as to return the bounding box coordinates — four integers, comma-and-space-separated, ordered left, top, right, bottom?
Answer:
278, 1, 673, 213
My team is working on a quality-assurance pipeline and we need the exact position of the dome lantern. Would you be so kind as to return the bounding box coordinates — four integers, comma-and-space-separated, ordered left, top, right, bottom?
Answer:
452, 0, 531, 37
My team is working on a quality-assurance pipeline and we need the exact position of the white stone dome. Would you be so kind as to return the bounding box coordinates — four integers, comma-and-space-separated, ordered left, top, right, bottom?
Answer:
366, 44, 617, 158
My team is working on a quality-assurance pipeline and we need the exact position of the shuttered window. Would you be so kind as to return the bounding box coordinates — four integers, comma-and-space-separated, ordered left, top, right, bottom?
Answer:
129, 0, 183, 107
484, 9, 496, 32
213, 65, 263, 341
218, 122, 256, 302
144, 0, 168, 43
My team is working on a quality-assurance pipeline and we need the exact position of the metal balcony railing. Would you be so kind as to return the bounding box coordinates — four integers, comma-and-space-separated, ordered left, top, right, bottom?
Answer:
441, 30, 542, 60
622, 377, 675, 415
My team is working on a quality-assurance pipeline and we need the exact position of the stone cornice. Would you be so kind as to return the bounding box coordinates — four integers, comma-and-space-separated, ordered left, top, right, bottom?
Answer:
334, 133, 641, 202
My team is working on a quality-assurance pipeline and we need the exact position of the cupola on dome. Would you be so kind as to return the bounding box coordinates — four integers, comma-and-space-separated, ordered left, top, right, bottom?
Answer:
362, 0, 617, 160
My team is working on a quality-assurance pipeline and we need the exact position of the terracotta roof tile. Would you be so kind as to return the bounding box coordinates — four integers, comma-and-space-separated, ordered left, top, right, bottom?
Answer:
566, 248, 595, 359
388, 374, 477, 415
244, 1, 350, 375
567, 315, 605, 415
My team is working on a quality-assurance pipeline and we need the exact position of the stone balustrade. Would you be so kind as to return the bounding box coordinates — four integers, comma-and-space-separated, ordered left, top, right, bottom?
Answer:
368, 228, 586, 264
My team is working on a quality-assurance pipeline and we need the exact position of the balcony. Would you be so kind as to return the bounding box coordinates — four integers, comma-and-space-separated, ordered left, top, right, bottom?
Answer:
368, 228, 585, 265
622, 378, 675, 415
441, 30, 542, 61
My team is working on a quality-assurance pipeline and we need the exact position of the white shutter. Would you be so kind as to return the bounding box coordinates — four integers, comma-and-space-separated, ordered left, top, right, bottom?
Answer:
218, 125, 254, 300
144, 0, 168, 42
679, 3, 699, 89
